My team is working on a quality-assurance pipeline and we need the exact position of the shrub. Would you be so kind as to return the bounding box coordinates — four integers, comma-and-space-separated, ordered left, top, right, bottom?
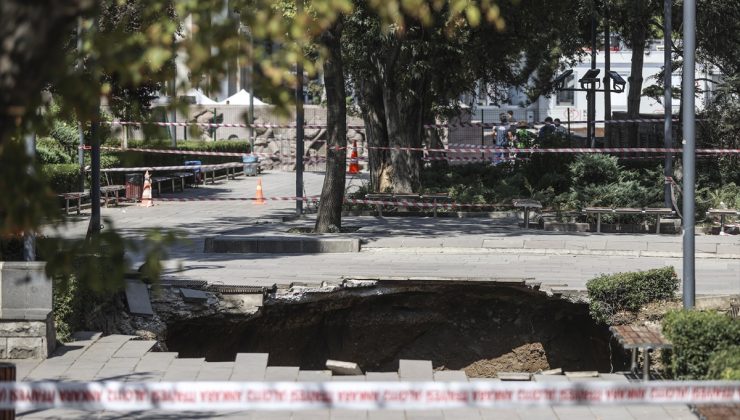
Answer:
586, 267, 678, 323
706, 345, 740, 380
36, 137, 74, 164
41, 164, 81, 194
662, 310, 740, 379
52, 276, 82, 343
569, 154, 621, 186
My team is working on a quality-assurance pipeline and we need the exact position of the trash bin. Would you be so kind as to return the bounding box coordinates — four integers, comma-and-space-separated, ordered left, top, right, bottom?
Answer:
242, 155, 259, 176
125, 173, 143, 201
184, 160, 202, 183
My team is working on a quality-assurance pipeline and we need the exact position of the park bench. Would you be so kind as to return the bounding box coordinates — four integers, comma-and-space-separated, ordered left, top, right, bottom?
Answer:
583, 207, 675, 234
201, 163, 244, 184
707, 208, 739, 234
59, 191, 90, 215
512, 199, 543, 229
100, 185, 126, 207
611, 325, 672, 381
151, 175, 183, 196
364, 193, 453, 217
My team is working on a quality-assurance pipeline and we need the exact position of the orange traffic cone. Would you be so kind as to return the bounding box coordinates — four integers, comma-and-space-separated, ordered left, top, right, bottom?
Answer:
140, 170, 154, 207
348, 141, 360, 174
254, 178, 266, 205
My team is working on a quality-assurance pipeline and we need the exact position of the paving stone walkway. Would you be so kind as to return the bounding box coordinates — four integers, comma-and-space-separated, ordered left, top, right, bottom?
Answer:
27, 171, 739, 419
11, 333, 699, 419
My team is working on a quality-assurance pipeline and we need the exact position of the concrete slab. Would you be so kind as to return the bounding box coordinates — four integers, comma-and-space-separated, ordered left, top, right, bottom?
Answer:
330, 409, 368, 420
399, 360, 433, 381
326, 359, 363, 376
124, 280, 153, 316
232, 353, 268, 380
297, 370, 332, 381
180, 288, 208, 303
205, 237, 361, 253
196, 362, 234, 381
367, 410, 405, 420
265, 366, 299, 381
112, 340, 156, 358
162, 358, 204, 381
366, 372, 399, 381
433, 371, 468, 382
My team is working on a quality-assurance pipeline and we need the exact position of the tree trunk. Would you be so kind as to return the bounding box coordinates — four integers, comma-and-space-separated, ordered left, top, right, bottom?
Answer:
358, 73, 391, 192
314, 21, 346, 233
423, 107, 447, 173
382, 70, 425, 194
626, 3, 648, 147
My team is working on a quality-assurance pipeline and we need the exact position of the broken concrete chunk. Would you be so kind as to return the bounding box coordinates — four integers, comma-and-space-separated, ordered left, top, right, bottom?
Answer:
180, 288, 208, 303
124, 280, 154, 317
326, 359, 363, 376
564, 371, 599, 378
496, 372, 532, 381
541, 367, 563, 375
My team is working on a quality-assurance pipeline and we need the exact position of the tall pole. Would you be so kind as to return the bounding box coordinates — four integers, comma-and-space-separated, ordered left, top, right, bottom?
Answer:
295, 0, 304, 216
170, 77, 177, 147
23, 131, 36, 261
77, 18, 86, 192
87, 116, 101, 238
682, 0, 696, 309
248, 28, 255, 154
603, 4, 611, 145
589, 3, 597, 148
663, 0, 673, 209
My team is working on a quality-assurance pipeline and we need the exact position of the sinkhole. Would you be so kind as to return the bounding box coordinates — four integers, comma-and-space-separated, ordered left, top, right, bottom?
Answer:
165, 281, 627, 376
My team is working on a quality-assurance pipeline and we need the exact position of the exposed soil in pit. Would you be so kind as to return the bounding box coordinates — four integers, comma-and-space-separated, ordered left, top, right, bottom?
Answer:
166, 282, 627, 377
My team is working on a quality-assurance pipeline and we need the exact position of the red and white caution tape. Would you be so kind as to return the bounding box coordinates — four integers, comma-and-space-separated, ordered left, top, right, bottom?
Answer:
156, 195, 320, 202
103, 118, 705, 130
100, 163, 243, 172
92, 145, 740, 158
2, 381, 738, 411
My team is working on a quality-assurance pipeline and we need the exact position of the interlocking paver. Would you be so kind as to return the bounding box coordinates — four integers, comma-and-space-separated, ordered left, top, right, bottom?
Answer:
398, 360, 433, 381
196, 361, 235, 381
111, 340, 157, 358
162, 358, 204, 381
265, 366, 300, 381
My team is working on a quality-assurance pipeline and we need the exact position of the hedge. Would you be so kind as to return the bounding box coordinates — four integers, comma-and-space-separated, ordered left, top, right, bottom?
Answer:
707, 345, 740, 380
586, 267, 678, 323
100, 140, 251, 183
41, 164, 81, 194
662, 310, 740, 379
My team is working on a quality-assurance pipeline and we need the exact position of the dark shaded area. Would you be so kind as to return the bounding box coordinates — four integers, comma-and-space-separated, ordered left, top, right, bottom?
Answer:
166, 282, 627, 374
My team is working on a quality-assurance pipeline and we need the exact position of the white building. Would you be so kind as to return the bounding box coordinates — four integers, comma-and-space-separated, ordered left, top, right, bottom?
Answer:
467, 39, 719, 133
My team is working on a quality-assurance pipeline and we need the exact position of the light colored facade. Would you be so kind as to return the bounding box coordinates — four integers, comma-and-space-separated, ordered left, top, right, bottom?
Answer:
467, 40, 719, 129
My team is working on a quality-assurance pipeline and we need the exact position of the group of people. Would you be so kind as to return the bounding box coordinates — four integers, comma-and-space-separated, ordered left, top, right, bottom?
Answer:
491, 112, 568, 165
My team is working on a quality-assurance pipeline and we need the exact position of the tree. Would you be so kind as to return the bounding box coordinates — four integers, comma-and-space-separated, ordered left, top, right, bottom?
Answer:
314, 19, 348, 232
611, 0, 661, 146
2, 0, 500, 282
343, 0, 589, 193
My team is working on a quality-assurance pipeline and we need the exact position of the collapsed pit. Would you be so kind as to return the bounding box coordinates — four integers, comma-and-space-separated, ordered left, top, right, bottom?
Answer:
165, 282, 626, 376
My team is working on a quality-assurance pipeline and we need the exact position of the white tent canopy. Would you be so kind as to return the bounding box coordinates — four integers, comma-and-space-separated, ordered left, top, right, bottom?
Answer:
218, 89, 267, 106
188, 88, 217, 105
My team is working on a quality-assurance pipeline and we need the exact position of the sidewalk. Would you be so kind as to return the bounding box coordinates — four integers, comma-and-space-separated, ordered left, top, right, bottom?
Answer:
47, 171, 739, 296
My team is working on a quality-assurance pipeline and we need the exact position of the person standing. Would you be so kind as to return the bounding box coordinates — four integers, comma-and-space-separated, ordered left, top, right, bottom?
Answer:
494, 113, 510, 165
553, 118, 568, 136
538, 116, 556, 141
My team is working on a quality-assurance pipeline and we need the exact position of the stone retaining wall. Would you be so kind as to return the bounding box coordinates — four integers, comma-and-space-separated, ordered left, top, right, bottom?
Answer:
0, 262, 55, 359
